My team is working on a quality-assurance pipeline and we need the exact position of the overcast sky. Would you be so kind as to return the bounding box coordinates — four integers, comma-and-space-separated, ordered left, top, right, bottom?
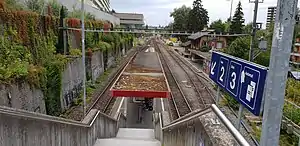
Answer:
111, 0, 300, 28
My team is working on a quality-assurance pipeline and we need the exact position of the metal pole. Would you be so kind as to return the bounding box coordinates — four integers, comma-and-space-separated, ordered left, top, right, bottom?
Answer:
249, 0, 259, 62
236, 105, 243, 130
81, 0, 87, 116
216, 86, 220, 106
229, 0, 234, 21
260, 0, 298, 145
236, 0, 260, 132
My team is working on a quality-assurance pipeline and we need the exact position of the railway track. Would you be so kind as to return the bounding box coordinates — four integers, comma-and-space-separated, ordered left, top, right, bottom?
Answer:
153, 40, 192, 119
165, 46, 216, 106
87, 45, 149, 115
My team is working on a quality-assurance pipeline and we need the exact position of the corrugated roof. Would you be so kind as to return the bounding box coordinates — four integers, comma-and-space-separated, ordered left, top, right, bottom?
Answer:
188, 32, 210, 40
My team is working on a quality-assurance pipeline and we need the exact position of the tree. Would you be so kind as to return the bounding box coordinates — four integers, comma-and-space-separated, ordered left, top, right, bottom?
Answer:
226, 36, 250, 60
210, 19, 226, 33
165, 22, 174, 30
188, 0, 209, 32
4, 0, 25, 10
170, 5, 191, 31
69, 9, 95, 20
243, 22, 253, 34
230, 1, 244, 34
26, 0, 45, 14
56, 6, 68, 54
47, 0, 61, 17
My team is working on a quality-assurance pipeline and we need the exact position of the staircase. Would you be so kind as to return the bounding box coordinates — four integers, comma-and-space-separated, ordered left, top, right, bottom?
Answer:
93, 128, 161, 146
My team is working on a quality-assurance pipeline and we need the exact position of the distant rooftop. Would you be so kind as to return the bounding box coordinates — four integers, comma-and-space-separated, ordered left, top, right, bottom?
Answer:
112, 12, 144, 25
188, 31, 249, 40
113, 13, 144, 20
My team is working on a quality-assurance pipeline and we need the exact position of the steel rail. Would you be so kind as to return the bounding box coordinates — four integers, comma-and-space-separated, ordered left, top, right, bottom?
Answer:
153, 39, 192, 118
162, 44, 207, 108
168, 47, 216, 104
87, 45, 148, 115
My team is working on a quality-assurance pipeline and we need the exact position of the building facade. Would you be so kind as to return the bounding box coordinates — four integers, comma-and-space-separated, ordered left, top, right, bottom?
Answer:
92, 0, 110, 12
266, 6, 277, 29
267, 6, 300, 29
113, 13, 144, 29
290, 37, 300, 65
55, 0, 119, 25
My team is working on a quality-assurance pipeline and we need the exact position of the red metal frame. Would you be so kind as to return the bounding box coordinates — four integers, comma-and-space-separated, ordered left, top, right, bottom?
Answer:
110, 52, 171, 98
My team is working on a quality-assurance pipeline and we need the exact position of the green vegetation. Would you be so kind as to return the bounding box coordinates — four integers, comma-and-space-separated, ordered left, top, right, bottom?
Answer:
230, 1, 244, 34
225, 36, 251, 60
210, 19, 226, 33
169, 0, 209, 32
0, 1, 135, 116
170, 5, 191, 31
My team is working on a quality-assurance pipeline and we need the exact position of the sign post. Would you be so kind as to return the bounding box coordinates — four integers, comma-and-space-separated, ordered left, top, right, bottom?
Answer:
260, 0, 298, 145
209, 52, 267, 116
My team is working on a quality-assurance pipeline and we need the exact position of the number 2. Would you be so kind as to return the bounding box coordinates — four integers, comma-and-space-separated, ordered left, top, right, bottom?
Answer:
219, 66, 224, 82
230, 72, 236, 89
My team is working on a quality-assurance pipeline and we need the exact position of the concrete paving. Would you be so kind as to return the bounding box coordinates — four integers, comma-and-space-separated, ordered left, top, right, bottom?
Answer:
132, 52, 161, 70
126, 98, 153, 129
93, 128, 161, 146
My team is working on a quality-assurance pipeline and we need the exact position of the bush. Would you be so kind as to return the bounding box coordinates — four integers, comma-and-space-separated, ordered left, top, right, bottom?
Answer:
69, 49, 82, 56
200, 45, 211, 52
226, 36, 251, 60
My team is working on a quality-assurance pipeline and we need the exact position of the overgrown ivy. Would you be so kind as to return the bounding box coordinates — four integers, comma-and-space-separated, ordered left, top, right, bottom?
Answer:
0, 1, 136, 116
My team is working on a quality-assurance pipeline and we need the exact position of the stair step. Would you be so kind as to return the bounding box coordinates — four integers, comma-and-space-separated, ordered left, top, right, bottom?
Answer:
116, 128, 155, 140
93, 138, 161, 146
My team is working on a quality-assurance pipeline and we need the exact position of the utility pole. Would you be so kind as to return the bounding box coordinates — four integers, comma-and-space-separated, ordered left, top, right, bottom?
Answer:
236, 0, 261, 131
229, 0, 234, 21
249, 0, 260, 62
81, 0, 87, 116
260, 0, 298, 145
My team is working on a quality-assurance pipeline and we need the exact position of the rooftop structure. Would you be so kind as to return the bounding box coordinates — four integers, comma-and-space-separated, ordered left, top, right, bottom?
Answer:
113, 13, 145, 29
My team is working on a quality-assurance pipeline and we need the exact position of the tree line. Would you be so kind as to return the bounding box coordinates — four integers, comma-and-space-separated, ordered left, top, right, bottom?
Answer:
169, 0, 246, 34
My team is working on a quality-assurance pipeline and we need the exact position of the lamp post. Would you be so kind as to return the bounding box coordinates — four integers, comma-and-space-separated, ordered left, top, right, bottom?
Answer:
227, 0, 234, 21
81, 0, 87, 116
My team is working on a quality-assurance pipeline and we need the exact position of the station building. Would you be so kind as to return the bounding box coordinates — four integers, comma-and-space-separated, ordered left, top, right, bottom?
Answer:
180, 30, 248, 75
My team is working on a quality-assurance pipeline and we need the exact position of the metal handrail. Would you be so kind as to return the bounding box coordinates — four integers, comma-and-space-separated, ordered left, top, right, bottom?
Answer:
0, 105, 118, 127
161, 104, 250, 146
162, 107, 211, 130
211, 104, 250, 146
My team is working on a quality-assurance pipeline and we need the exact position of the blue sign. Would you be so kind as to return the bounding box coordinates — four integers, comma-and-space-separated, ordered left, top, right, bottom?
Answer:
209, 51, 267, 116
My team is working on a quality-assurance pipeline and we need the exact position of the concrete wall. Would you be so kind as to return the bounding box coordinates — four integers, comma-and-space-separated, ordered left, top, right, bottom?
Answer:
107, 52, 115, 69
90, 51, 105, 83
161, 118, 212, 146
0, 106, 125, 146
159, 109, 237, 146
0, 83, 46, 114
61, 57, 84, 110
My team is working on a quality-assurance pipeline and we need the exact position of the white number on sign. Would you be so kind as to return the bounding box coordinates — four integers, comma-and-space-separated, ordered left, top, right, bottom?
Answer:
219, 67, 225, 82
230, 72, 236, 89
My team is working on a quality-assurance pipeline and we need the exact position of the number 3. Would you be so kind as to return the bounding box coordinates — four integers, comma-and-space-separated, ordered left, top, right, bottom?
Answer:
230, 72, 236, 89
